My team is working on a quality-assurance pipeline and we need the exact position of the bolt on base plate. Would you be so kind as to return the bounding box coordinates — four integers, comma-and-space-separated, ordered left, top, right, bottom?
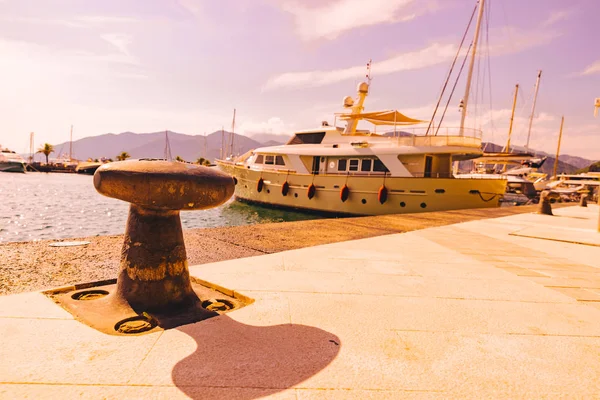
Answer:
45, 277, 253, 336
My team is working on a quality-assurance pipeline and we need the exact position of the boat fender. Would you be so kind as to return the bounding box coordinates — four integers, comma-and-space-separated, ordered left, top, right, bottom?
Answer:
281, 181, 289, 196
340, 184, 349, 202
257, 178, 264, 193
378, 185, 388, 204
307, 183, 316, 199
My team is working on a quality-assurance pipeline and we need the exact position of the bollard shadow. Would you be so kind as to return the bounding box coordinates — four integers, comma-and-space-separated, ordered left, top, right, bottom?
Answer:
172, 315, 341, 399
550, 215, 589, 220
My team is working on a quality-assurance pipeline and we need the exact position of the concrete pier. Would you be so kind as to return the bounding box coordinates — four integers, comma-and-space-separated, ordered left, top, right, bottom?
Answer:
1, 205, 599, 398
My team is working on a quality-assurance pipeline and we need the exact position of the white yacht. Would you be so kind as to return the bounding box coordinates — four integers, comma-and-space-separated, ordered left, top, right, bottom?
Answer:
0, 147, 26, 173
217, 81, 506, 216
545, 173, 600, 200
217, 0, 507, 216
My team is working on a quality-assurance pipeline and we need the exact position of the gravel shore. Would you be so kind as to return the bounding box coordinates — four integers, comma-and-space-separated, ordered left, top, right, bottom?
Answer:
0, 204, 550, 296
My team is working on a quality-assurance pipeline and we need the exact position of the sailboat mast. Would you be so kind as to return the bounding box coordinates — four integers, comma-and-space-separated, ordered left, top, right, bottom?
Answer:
502, 84, 519, 172
505, 84, 519, 153
552, 116, 564, 179
164, 130, 172, 160
220, 126, 224, 159
459, 0, 485, 136
230, 108, 236, 157
525, 70, 542, 151
69, 125, 73, 161
29, 132, 34, 163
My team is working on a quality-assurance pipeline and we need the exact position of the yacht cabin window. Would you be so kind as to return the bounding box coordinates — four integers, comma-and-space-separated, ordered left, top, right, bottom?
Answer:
373, 159, 389, 172
265, 155, 275, 165
286, 132, 326, 145
361, 159, 372, 172
255, 155, 264, 164
275, 156, 285, 165
337, 157, 388, 173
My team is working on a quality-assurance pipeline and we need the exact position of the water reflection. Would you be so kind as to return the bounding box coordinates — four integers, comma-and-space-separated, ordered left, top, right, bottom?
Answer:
218, 200, 318, 225
0, 173, 324, 243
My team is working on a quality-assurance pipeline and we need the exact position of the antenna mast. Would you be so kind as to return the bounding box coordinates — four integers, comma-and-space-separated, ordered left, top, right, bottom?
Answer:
366, 59, 372, 86
459, 0, 485, 136
525, 70, 542, 151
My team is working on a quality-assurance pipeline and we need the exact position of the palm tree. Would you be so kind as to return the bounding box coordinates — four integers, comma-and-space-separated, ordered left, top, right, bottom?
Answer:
37, 143, 54, 164
196, 157, 211, 166
175, 155, 184, 162
116, 151, 130, 161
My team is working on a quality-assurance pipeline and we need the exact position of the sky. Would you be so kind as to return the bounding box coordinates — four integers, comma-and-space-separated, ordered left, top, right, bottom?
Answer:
0, 0, 598, 160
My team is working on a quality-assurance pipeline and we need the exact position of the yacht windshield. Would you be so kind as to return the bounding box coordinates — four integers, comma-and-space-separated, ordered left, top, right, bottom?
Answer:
286, 132, 326, 145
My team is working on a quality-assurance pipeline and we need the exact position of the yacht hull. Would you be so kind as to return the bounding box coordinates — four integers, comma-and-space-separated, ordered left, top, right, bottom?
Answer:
0, 161, 26, 173
218, 162, 506, 215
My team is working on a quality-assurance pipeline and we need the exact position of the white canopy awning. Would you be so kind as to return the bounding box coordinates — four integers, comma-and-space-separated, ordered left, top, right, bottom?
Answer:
337, 110, 426, 126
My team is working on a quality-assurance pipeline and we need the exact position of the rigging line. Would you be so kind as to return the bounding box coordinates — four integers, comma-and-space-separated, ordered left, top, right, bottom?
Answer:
477, 1, 486, 132
485, 0, 495, 145
474, 1, 489, 132
435, 41, 473, 136
511, 89, 534, 143
479, 1, 490, 132
499, 0, 515, 54
425, 2, 478, 136
474, 31, 483, 130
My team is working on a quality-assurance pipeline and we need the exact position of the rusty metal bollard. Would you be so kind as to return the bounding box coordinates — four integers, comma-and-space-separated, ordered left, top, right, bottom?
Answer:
580, 191, 588, 207
538, 190, 558, 215
94, 160, 234, 312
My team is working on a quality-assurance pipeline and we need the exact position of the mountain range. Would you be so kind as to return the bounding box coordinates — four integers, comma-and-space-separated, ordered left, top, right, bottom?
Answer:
480, 142, 592, 175
33, 130, 281, 164
32, 130, 595, 175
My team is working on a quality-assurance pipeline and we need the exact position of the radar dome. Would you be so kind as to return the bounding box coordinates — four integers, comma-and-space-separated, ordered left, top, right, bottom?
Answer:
343, 96, 354, 107
357, 82, 369, 94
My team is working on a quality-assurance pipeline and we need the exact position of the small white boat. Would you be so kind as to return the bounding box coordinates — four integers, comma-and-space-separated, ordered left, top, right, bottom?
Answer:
0, 147, 26, 173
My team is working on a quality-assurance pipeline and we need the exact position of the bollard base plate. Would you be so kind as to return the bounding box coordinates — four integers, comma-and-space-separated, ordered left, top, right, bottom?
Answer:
44, 278, 253, 336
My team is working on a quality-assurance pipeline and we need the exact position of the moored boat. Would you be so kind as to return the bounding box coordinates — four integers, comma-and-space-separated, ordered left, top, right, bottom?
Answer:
0, 147, 26, 173
217, 81, 506, 216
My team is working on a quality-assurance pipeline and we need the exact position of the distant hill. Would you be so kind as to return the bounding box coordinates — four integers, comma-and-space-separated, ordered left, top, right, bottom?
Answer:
247, 133, 292, 144
260, 140, 287, 147
41, 130, 283, 163
478, 142, 594, 175
482, 143, 596, 169
576, 161, 600, 174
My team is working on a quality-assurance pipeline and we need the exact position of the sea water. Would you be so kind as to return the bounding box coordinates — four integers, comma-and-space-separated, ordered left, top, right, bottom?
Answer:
0, 172, 319, 243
